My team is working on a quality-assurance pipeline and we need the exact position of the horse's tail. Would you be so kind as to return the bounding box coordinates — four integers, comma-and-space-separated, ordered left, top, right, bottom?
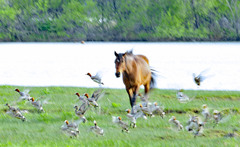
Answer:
150, 69, 157, 90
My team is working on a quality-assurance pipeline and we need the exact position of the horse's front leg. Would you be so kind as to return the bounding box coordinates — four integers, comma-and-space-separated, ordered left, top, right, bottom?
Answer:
131, 86, 140, 113
126, 88, 133, 108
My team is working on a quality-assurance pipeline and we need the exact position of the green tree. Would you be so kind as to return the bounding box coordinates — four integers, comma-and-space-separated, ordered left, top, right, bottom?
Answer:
0, 0, 20, 41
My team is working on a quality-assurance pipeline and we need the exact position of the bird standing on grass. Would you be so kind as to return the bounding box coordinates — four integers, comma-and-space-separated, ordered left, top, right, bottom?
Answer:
90, 120, 104, 136
61, 120, 80, 138
112, 116, 129, 133
150, 102, 165, 118
202, 104, 210, 123
86, 72, 104, 85
139, 103, 153, 117
125, 109, 143, 128
194, 122, 204, 137
5, 103, 18, 111
28, 97, 44, 112
169, 116, 183, 130
213, 110, 222, 128
186, 116, 198, 132
185, 116, 204, 137
176, 89, 190, 103
5, 103, 26, 121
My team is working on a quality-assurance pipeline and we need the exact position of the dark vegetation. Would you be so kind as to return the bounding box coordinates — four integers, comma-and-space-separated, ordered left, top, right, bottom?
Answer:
0, 0, 240, 42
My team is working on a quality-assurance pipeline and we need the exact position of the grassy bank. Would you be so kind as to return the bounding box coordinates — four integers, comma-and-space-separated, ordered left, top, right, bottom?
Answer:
0, 86, 240, 146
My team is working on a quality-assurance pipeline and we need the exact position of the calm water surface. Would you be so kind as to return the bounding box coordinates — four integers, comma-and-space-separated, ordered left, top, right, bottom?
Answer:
0, 42, 239, 91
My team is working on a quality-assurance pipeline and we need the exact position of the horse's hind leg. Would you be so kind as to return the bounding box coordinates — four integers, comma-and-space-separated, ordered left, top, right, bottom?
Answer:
144, 83, 150, 100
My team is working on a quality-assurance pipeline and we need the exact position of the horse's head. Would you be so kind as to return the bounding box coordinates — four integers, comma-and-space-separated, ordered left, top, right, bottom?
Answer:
114, 51, 126, 78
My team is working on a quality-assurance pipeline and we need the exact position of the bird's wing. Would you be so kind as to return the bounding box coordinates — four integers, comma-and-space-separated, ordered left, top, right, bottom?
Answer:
149, 104, 156, 112
74, 119, 84, 125
91, 88, 105, 101
89, 126, 95, 131
134, 111, 144, 119
79, 102, 89, 114
219, 114, 231, 123
95, 72, 102, 79
36, 100, 43, 106
91, 88, 103, 97
61, 124, 68, 130
42, 98, 51, 105
199, 68, 211, 75
23, 89, 30, 94
112, 116, 119, 123
198, 75, 207, 82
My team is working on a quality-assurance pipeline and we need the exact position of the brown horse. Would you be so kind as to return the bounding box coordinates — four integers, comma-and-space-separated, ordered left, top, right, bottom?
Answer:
114, 51, 156, 110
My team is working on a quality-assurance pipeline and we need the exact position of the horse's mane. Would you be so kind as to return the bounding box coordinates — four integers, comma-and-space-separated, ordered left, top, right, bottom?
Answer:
125, 49, 133, 55
124, 50, 149, 65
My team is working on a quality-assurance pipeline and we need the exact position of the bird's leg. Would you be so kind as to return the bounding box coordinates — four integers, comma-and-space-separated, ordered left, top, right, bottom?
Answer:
133, 123, 136, 128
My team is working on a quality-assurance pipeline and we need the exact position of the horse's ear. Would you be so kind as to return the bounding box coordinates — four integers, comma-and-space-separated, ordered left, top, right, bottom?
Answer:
114, 51, 118, 57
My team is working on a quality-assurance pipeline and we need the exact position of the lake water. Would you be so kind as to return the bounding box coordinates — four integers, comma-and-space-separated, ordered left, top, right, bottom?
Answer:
0, 42, 239, 91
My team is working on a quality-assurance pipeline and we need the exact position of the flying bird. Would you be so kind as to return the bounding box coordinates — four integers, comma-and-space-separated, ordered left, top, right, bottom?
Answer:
15, 89, 31, 101
84, 88, 105, 108
74, 103, 88, 123
193, 69, 213, 86
86, 72, 104, 85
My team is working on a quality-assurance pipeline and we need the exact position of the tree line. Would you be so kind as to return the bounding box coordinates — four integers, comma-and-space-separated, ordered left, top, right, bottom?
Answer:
0, 0, 239, 42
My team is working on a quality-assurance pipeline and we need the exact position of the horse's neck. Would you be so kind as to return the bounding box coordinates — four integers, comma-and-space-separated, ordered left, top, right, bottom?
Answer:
124, 55, 135, 74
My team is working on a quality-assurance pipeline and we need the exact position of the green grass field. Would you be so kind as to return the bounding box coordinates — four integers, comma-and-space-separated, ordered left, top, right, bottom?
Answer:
1, 86, 240, 146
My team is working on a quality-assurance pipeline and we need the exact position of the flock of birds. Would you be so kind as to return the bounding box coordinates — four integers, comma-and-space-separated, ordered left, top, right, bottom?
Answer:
172, 71, 237, 138
4, 69, 237, 138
